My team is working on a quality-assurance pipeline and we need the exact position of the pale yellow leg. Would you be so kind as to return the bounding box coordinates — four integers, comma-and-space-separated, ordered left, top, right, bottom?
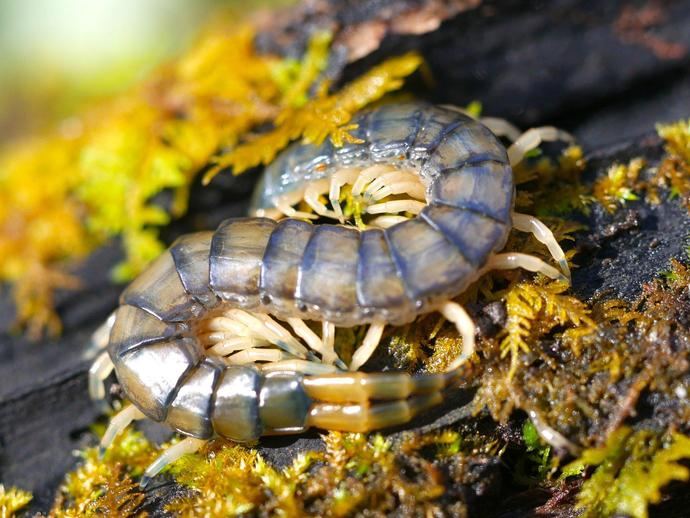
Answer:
222, 309, 309, 358
228, 348, 295, 364
261, 359, 341, 375
255, 313, 311, 355
366, 199, 425, 215
512, 212, 571, 281
329, 168, 360, 223
507, 126, 575, 167
350, 319, 386, 371
304, 179, 337, 219
439, 302, 476, 370
364, 170, 417, 198
83, 311, 116, 360
527, 409, 580, 455
287, 317, 340, 366
369, 181, 426, 201
487, 252, 567, 282
351, 165, 396, 197
141, 437, 206, 488
88, 351, 114, 405
100, 404, 146, 455
207, 337, 270, 357
307, 393, 442, 432
322, 321, 336, 363
368, 215, 410, 228
480, 116, 522, 142
302, 370, 450, 403
273, 193, 318, 220
85, 312, 117, 411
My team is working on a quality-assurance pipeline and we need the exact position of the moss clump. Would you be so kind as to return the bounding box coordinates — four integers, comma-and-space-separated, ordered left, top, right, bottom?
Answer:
497, 278, 595, 380
51, 427, 160, 517
653, 119, 690, 210
592, 158, 645, 213
513, 144, 591, 216
164, 429, 509, 517
586, 120, 690, 214
0, 22, 421, 337
205, 52, 423, 183
0, 485, 32, 518
562, 427, 690, 518
49, 426, 508, 517
473, 257, 690, 445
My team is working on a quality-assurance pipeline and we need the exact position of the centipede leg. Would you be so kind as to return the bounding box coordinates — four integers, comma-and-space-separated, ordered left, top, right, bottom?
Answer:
206, 337, 271, 357
507, 126, 575, 167
228, 348, 296, 364
511, 212, 571, 281
261, 359, 342, 375
322, 321, 336, 363
368, 215, 409, 228
99, 404, 146, 456
487, 252, 568, 283
208, 310, 309, 359
304, 179, 337, 219
364, 170, 421, 200
83, 311, 116, 359
287, 317, 345, 368
273, 193, 318, 220
439, 302, 476, 370
351, 165, 396, 197
479, 116, 522, 142
85, 312, 117, 411
365, 199, 425, 215
88, 351, 115, 412
527, 408, 580, 455
350, 319, 386, 370
302, 370, 458, 404
329, 168, 360, 223
140, 437, 207, 488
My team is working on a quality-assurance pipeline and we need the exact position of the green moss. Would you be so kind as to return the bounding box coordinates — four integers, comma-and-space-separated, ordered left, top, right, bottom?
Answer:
496, 278, 595, 380
562, 428, 690, 518
0, 485, 32, 518
52, 427, 160, 517
204, 52, 423, 183
0, 19, 422, 338
592, 158, 645, 213
519, 420, 553, 481
161, 430, 502, 516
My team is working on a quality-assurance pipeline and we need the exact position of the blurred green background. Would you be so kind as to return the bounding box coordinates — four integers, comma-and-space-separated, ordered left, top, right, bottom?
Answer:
0, 0, 288, 141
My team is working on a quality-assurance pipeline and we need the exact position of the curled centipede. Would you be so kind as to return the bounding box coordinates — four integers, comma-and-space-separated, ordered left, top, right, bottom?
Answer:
88, 102, 574, 485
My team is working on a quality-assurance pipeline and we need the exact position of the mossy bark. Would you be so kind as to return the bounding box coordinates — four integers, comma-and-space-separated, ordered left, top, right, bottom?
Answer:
2, 0, 690, 515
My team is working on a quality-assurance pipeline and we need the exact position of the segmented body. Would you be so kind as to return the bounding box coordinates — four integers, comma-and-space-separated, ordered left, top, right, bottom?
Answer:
107, 102, 516, 442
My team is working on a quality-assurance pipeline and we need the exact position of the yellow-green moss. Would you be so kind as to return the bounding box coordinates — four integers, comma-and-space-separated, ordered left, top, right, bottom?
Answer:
0, 485, 32, 518
204, 52, 423, 183
592, 158, 645, 213
654, 119, 690, 210
562, 427, 690, 518
51, 427, 509, 517
0, 22, 422, 337
52, 427, 160, 517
